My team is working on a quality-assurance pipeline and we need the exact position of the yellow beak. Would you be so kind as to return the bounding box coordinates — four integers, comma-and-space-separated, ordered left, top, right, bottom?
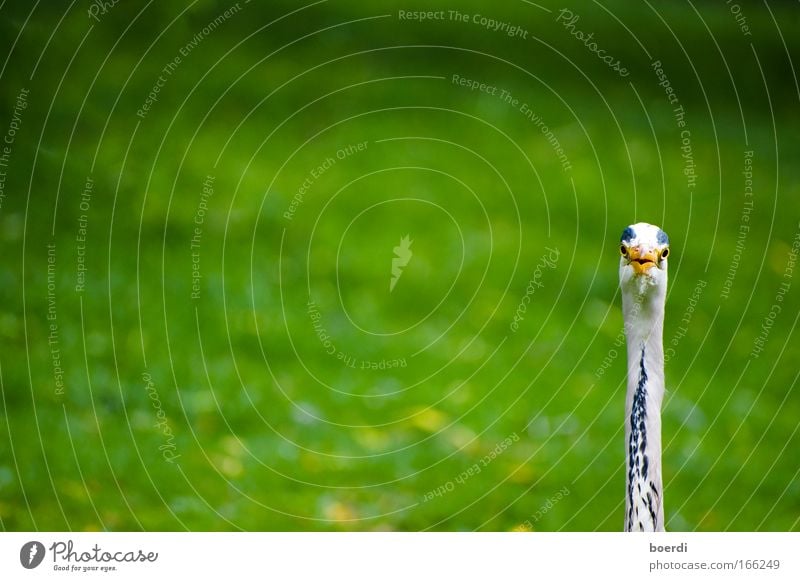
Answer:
628, 247, 658, 275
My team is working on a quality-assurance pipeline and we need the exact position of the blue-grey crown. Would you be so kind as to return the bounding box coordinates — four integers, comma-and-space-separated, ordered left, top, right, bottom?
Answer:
620, 225, 669, 246
620, 227, 635, 243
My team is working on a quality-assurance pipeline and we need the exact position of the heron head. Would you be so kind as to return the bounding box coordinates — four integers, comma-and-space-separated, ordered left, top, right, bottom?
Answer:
619, 222, 670, 291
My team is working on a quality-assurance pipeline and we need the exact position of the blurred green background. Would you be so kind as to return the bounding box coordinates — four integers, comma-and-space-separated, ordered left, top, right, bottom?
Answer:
1, 0, 799, 531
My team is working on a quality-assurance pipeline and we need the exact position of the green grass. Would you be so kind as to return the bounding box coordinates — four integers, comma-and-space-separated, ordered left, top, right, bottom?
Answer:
1, 0, 799, 531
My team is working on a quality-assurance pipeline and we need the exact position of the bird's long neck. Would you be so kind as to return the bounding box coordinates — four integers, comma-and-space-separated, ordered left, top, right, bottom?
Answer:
622, 285, 666, 532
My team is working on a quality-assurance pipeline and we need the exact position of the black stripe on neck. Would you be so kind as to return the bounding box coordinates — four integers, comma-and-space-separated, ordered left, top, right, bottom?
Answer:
626, 347, 653, 530
630, 346, 649, 465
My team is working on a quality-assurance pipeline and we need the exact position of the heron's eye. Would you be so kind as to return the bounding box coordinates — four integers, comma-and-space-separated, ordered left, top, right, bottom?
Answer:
661, 248, 670, 259
620, 244, 628, 257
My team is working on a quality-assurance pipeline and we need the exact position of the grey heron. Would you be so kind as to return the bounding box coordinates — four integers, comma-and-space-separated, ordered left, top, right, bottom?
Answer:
619, 222, 671, 532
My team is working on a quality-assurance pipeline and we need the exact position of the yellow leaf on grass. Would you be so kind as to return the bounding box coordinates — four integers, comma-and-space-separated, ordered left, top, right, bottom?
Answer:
409, 407, 449, 433
323, 500, 358, 522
